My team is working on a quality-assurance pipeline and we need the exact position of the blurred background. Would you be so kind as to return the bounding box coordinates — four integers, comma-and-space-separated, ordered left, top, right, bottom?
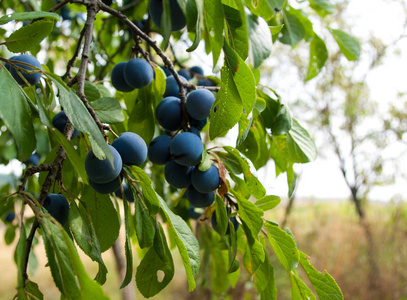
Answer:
1, 0, 407, 299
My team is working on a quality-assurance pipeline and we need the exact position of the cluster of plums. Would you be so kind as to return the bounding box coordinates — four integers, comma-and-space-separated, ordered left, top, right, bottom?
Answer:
85, 132, 147, 198
111, 58, 154, 92
5, 54, 42, 86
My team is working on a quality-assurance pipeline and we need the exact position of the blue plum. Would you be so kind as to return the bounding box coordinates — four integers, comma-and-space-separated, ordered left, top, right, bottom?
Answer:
52, 111, 80, 139
191, 164, 220, 193
186, 89, 215, 120
188, 206, 202, 220
186, 186, 214, 208
189, 115, 207, 130
155, 96, 182, 131
43, 194, 70, 225
4, 211, 15, 223
7, 54, 42, 86
149, 0, 186, 31
102, 0, 112, 5
198, 78, 215, 87
112, 132, 147, 166
148, 135, 172, 165
85, 145, 123, 184
163, 75, 187, 98
111, 62, 134, 92
170, 132, 204, 166
89, 176, 121, 194
188, 127, 201, 139
164, 160, 193, 188
178, 69, 192, 80
115, 184, 134, 202
190, 66, 204, 76
124, 58, 154, 89
160, 66, 171, 77
25, 153, 41, 166
211, 212, 240, 235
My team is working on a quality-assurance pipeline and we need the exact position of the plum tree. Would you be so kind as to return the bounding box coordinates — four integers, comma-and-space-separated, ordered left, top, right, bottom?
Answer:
114, 184, 135, 202
123, 58, 154, 89
155, 96, 182, 131
186, 186, 214, 208
112, 132, 147, 166
170, 132, 204, 166
164, 160, 194, 188
186, 89, 216, 120
191, 164, 220, 193
89, 176, 121, 194
52, 111, 80, 139
85, 145, 122, 183
149, 0, 186, 31
43, 194, 70, 225
163, 75, 187, 97
111, 62, 134, 92
148, 135, 172, 165
6, 54, 42, 85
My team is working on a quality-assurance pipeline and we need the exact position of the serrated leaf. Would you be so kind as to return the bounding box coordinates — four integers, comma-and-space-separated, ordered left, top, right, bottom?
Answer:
264, 221, 299, 271
255, 195, 281, 211
40, 212, 109, 299
204, 0, 224, 68
286, 119, 317, 163
270, 24, 284, 36
23, 280, 44, 300
329, 28, 361, 61
81, 186, 120, 252
232, 191, 263, 237
241, 222, 265, 275
254, 255, 276, 297
247, 14, 273, 69
90, 97, 124, 124
6, 19, 54, 53
130, 166, 160, 216
280, 8, 305, 46
0, 11, 60, 25
136, 224, 174, 298
68, 201, 107, 284
0, 67, 36, 161
306, 33, 328, 81
120, 193, 134, 288
158, 194, 200, 291
133, 185, 155, 248
52, 129, 88, 184
223, 3, 249, 60
300, 252, 344, 300
290, 271, 317, 300
214, 195, 228, 237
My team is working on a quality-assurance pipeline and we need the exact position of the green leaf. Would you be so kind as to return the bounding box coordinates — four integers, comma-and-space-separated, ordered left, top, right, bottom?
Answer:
130, 166, 160, 216
232, 191, 264, 237
136, 223, 175, 298
16, 222, 27, 293
0, 11, 60, 25
329, 28, 361, 61
265, 0, 285, 11
264, 221, 299, 271
223, 3, 249, 60
52, 129, 88, 184
133, 186, 155, 249
6, 19, 54, 53
72, 81, 102, 102
241, 222, 265, 275
214, 195, 228, 237
158, 195, 200, 291
41, 212, 109, 299
286, 119, 317, 163
290, 271, 317, 300
90, 97, 124, 124
270, 25, 284, 36
306, 33, 328, 81
204, 0, 224, 68
120, 193, 134, 288
0, 67, 36, 161
309, 0, 335, 17
247, 14, 273, 69
280, 8, 305, 46
198, 150, 212, 172
47, 75, 112, 162
223, 147, 266, 199
254, 255, 276, 298
81, 186, 120, 252
255, 195, 281, 211
68, 201, 107, 284
300, 252, 344, 300
23, 280, 44, 300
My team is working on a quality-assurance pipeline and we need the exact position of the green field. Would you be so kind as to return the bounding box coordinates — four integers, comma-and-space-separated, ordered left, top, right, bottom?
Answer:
1, 199, 406, 299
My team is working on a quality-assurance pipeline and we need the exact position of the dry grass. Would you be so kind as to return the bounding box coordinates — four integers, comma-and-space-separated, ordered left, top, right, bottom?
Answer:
1, 200, 406, 299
